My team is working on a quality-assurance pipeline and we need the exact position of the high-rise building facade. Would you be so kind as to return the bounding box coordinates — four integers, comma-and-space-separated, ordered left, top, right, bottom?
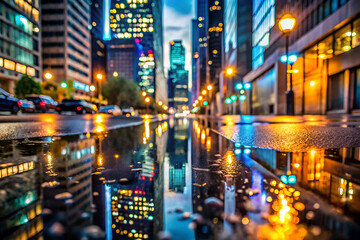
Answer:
168, 40, 188, 111
191, 19, 199, 107
243, 0, 359, 115
223, 0, 253, 113
0, 0, 41, 94
252, 0, 275, 70
207, 0, 223, 86
91, 0, 107, 92
105, 0, 166, 102
42, 0, 92, 98
196, 0, 208, 90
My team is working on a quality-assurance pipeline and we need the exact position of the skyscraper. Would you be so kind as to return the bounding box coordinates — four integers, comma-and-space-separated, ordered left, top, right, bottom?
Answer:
105, 0, 166, 102
207, 0, 224, 89
42, 0, 92, 97
168, 40, 188, 111
251, 0, 275, 70
196, 0, 208, 89
223, 0, 252, 100
191, 19, 199, 107
0, 0, 41, 94
91, 0, 107, 92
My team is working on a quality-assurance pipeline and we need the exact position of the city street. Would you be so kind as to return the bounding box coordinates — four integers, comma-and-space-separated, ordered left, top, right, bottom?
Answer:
0, 113, 148, 140
1, 115, 360, 239
1, 0, 360, 239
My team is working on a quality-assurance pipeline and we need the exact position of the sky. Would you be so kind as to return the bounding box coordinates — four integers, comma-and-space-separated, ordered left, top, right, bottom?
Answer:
163, 0, 195, 73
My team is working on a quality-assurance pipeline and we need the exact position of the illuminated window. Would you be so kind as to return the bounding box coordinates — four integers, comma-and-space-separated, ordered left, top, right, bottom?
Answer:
4, 60, 15, 70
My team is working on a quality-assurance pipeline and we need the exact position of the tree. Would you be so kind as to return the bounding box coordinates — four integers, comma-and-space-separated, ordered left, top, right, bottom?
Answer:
41, 80, 59, 101
102, 77, 142, 108
14, 75, 42, 99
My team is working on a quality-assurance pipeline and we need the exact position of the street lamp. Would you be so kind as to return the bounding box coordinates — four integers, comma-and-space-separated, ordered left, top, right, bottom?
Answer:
145, 96, 150, 114
44, 72, 52, 80
90, 85, 96, 92
207, 85, 212, 91
142, 91, 147, 97
96, 73, 104, 102
279, 13, 296, 115
158, 101, 163, 106
201, 90, 207, 95
225, 67, 234, 76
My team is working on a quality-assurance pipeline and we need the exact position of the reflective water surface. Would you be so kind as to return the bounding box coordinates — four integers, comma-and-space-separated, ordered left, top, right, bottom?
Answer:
0, 117, 360, 240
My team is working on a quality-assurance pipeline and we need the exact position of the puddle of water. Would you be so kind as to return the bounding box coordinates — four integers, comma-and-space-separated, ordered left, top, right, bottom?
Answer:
0, 118, 359, 240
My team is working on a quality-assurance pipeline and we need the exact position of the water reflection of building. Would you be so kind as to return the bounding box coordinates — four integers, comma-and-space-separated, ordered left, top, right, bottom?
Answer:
251, 147, 360, 222
107, 181, 154, 239
42, 135, 95, 233
0, 140, 43, 239
168, 118, 189, 193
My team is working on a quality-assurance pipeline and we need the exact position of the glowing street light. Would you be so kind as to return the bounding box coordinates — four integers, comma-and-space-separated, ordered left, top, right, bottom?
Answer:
145, 97, 150, 103
97, 73, 103, 80
207, 85, 212, 91
201, 90, 207, 95
195, 100, 199, 104
279, 14, 296, 34
90, 85, 96, 92
60, 82, 68, 88
198, 96, 203, 101
142, 91, 147, 97
44, 72, 52, 80
158, 101, 163, 106
279, 13, 296, 115
226, 67, 234, 76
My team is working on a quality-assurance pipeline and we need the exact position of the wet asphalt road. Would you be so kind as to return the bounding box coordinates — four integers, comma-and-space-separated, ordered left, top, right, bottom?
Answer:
0, 113, 147, 140
2, 113, 360, 152
198, 115, 360, 152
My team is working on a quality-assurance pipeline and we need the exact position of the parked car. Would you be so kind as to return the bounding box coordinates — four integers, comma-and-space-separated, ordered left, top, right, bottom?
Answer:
18, 99, 35, 113
0, 88, 20, 114
98, 105, 122, 115
56, 99, 97, 114
122, 107, 136, 117
26, 95, 57, 113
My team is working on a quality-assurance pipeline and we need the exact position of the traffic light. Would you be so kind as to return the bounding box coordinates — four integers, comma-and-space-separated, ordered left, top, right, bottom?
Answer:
203, 101, 208, 106
60, 82, 68, 88
225, 98, 232, 104
239, 95, 247, 101
235, 83, 243, 90
231, 95, 237, 101
244, 83, 251, 90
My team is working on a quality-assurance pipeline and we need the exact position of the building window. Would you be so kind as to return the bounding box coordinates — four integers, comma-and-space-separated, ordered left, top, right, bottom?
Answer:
324, 0, 331, 18
331, 0, 339, 12
334, 24, 351, 55
352, 19, 360, 48
354, 68, 360, 109
304, 45, 317, 73
318, 35, 333, 62
328, 72, 345, 110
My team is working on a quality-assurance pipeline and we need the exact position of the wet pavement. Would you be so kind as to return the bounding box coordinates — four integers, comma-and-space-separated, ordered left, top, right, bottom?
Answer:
0, 116, 360, 239
0, 114, 162, 140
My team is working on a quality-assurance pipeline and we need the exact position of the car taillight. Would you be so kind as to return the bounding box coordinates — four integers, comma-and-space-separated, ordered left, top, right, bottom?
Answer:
76, 106, 82, 111
18, 101, 22, 106
40, 101, 46, 107
56, 106, 60, 111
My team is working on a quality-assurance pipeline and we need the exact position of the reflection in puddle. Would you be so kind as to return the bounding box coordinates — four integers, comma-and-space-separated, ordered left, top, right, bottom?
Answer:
0, 118, 360, 239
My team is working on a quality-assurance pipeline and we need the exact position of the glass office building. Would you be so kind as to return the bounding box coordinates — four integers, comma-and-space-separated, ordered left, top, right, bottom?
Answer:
252, 0, 275, 70
106, 0, 166, 101
0, 0, 41, 93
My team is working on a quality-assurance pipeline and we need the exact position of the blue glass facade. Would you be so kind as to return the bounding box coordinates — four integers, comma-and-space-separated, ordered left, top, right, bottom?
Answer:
224, 0, 237, 63
252, 0, 275, 69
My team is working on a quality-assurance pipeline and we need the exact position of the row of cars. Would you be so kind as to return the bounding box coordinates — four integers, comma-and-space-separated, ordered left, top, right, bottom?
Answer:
0, 88, 135, 116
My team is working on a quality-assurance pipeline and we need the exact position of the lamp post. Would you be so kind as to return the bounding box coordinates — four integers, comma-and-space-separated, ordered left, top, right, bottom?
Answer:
145, 96, 150, 114
279, 14, 296, 115
96, 73, 103, 103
